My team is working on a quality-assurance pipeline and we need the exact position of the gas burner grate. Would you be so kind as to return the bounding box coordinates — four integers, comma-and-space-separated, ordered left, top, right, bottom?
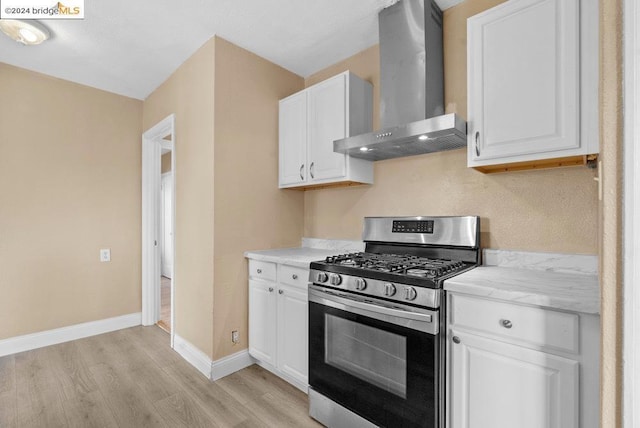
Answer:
324, 252, 467, 278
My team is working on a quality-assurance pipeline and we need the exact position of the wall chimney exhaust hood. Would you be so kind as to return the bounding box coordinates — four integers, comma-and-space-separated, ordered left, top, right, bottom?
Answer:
334, 0, 467, 161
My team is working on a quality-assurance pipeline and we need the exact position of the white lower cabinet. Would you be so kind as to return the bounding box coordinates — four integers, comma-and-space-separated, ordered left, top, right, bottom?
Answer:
248, 260, 308, 392
276, 284, 308, 384
447, 292, 599, 428
449, 329, 578, 428
248, 279, 277, 366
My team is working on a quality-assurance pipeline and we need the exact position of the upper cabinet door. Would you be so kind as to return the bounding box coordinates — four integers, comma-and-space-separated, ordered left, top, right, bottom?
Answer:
467, 0, 582, 165
279, 91, 307, 187
307, 74, 347, 181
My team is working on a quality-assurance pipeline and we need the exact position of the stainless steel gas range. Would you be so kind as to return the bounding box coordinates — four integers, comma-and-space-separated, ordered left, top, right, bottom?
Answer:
308, 216, 480, 428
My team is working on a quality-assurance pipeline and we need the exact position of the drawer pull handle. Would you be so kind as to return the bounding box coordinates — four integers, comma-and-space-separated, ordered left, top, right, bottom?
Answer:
292, 274, 298, 280
500, 319, 513, 329
278, 289, 284, 295
257, 269, 262, 274
268, 287, 274, 292
452, 336, 461, 344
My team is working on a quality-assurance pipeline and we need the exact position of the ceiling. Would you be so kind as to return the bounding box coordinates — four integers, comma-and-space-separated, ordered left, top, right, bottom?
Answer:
0, 0, 463, 100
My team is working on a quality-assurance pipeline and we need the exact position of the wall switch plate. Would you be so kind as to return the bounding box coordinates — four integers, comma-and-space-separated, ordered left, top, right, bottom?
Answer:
100, 249, 111, 262
232, 330, 239, 344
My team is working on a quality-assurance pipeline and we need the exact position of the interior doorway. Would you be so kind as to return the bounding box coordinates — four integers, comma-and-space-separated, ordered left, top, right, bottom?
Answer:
159, 144, 173, 332
142, 115, 176, 347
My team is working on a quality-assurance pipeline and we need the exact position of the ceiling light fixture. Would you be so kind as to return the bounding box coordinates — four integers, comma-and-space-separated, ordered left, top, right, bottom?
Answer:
0, 20, 50, 45
360, 147, 370, 152
418, 135, 429, 141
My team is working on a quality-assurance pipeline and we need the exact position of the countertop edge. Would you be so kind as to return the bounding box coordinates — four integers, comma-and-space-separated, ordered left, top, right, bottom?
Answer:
444, 266, 600, 315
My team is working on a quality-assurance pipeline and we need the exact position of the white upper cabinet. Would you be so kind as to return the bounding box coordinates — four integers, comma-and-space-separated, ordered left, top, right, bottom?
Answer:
279, 71, 374, 189
308, 75, 348, 181
279, 91, 307, 186
467, 0, 598, 171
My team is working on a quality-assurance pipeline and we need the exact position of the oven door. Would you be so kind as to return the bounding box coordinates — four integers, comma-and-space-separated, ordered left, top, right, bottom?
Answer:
308, 286, 441, 428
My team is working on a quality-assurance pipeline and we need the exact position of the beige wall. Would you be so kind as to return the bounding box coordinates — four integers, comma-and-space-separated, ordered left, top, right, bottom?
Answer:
142, 36, 304, 360
212, 37, 305, 360
303, 0, 598, 255
143, 39, 216, 357
0, 63, 142, 339
161, 152, 172, 173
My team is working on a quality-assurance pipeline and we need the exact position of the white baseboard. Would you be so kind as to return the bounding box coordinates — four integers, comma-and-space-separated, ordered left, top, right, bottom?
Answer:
0, 312, 141, 358
173, 334, 213, 379
211, 349, 255, 380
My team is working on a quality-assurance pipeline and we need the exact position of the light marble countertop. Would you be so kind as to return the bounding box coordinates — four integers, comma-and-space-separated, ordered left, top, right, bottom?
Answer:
245, 244, 601, 314
444, 266, 600, 314
244, 237, 363, 269
483, 249, 598, 275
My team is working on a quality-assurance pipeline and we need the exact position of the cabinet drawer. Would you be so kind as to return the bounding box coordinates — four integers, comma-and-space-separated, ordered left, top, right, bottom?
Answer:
279, 265, 309, 289
248, 260, 276, 282
449, 293, 579, 354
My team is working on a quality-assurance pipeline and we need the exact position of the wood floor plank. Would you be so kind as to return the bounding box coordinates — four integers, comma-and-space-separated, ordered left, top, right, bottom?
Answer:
42, 341, 98, 401
60, 390, 119, 428
76, 328, 152, 373
126, 326, 183, 368
14, 349, 68, 428
0, 355, 18, 427
0, 354, 16, 394
128, 364, 181, 403
218, 363, 309, 409
153, 391, 218, 428
73, 331, 123, 368
0, 391, 17, 428
162, 361, 254, 427
90, 362, 168, 427
240, 392, 322, 428
107, 329, 158, 373
7, 326, 315, 428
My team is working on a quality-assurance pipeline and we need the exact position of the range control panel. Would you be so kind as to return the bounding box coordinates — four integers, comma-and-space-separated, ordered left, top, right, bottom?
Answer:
392, 220, 434, 234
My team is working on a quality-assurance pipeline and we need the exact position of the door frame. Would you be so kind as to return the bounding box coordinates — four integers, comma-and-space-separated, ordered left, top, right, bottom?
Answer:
142, 114, 176, 347
624, 0, 639, 425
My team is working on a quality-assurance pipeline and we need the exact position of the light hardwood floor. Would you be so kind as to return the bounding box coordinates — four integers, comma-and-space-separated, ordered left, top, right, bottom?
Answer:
0, 326, 322, 427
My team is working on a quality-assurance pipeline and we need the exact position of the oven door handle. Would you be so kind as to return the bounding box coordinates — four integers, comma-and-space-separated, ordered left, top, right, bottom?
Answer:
309, 288, 438, 335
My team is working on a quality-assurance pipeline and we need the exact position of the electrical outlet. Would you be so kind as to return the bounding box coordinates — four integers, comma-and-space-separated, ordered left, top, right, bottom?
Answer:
232, 330, 239, 344
100, 249, 111, 262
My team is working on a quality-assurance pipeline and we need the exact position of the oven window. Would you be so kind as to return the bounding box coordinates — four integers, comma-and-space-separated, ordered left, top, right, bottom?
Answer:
324, 314, 407, 398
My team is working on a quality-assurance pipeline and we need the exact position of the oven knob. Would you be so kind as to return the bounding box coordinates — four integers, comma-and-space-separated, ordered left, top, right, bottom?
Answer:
316, 272, 328, 283
383, 283, 397, 297
355, 278, 367, 291
329, 273, 342, 286
404, 287, 417, 301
